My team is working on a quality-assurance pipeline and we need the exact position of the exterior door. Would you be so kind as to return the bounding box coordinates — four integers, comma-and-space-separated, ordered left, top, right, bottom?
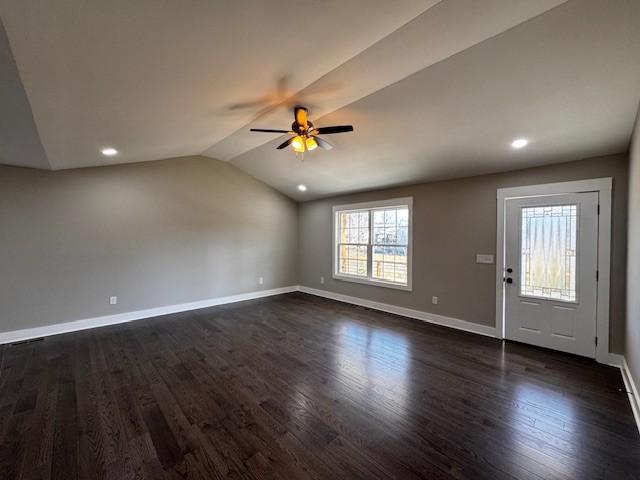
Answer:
504, 192, 598, 357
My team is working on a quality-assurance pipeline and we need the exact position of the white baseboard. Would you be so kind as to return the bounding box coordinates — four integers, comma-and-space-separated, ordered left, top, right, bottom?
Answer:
0, 285, 299, 345
620, 356, 640, 434
609, 353, 640, 434
608, 353, 625, 368
298, 285, 496, 338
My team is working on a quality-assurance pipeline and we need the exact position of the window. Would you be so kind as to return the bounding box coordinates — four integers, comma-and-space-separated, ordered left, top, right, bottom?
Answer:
333, 198, 412, 290
520, 204, 577, 302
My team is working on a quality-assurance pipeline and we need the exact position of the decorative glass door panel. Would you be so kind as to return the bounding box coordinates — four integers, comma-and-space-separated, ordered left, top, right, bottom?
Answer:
520, 205, 577, 302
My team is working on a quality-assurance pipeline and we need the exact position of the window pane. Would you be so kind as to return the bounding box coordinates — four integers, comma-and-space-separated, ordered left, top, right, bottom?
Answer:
337, 209, 369, 278
348, 260, 358, 275
337, 205, 407, 285
397, 209, 409, 227
339, 212, 369, 245
340, 212, 349, 232
384, 210, 396, 226
397, 226, 408, 245
357, 260, 367, 275
339, 257, 348, 274
372, 259, 383, 280
394, 247, 408, 264
373, 227, 384, 244
370, 206, 409, 285
384, 227, 397, 244
383, 262, 395, 281
340, 223, 348, 243
520, 205, 577, 302
371, 208, 409, 246
394, 263, 407, 284
358, 228, 369, 244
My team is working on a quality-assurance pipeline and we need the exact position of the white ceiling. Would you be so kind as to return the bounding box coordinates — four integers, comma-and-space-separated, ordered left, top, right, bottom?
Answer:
232, 0, 640, 199
0, 17, 49, 169
0, 0, 437, 169
2, 0, 640, 200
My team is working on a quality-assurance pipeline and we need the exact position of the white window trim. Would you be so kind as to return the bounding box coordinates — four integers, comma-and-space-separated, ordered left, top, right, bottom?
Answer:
332, 197, 413, 291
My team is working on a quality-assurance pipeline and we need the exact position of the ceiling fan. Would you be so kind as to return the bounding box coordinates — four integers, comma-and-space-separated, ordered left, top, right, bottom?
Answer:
250, 106, 353, 154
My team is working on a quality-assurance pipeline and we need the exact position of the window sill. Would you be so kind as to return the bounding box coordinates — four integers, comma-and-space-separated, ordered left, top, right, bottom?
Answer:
332, 273, 412, 291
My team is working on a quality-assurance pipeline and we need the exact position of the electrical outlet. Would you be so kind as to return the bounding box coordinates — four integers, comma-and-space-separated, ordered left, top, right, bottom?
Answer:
432, 296, 438, 305
109, 296, 117, 305
258, 276, 264, 285
320, 276, 325, 284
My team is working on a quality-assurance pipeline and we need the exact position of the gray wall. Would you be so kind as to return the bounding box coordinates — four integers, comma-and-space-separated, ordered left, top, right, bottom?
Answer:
627, 111, 640, 382
0, 156, 298, 333
299, 154, 628, 353
1, 151, 631, 356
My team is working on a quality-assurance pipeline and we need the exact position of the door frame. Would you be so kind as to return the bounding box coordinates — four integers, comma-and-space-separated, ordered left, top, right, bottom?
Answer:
495, 178, 612, 363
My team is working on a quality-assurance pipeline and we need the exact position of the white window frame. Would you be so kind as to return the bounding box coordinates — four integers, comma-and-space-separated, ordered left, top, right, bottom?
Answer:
332, 197, 413, 291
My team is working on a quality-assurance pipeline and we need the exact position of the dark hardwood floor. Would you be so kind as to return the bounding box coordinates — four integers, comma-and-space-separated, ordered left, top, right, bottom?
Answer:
1, 292, 638, 480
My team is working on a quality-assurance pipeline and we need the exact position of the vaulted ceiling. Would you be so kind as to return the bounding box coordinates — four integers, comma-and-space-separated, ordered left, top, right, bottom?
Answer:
1, 0, 639, 200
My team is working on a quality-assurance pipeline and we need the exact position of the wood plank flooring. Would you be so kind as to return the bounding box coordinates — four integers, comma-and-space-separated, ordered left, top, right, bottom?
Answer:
0, 292, 638, 479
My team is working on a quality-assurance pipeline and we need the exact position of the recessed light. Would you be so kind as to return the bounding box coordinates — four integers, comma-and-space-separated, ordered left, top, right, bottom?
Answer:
100, 147, 119, 156
511, 138, 528, 149
297, 184, 307, 192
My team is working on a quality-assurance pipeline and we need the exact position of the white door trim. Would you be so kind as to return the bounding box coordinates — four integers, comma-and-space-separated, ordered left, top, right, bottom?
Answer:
495, 178, 612, 363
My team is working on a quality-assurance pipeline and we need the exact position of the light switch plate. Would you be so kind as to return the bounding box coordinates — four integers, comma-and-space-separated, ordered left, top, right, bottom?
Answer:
476, 254, 494, 264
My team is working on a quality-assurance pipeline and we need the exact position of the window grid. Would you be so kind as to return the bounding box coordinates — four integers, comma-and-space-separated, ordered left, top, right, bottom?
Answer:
335, 203, 410, 287
337, 211, 369, 278
372, 208, 409, 285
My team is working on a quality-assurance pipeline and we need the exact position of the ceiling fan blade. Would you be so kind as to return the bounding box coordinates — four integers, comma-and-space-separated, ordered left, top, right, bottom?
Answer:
315, 125, 354, 135
276, 137, 296, 149
314, 136, 333, 150
250, 128, 292, 133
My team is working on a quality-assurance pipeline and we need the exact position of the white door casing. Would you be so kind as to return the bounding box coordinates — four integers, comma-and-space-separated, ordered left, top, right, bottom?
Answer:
495, 178, 612, 364
504, 193, 598, 358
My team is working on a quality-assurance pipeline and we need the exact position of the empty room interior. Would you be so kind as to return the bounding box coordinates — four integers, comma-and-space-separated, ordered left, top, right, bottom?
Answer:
2, 1, 640, 479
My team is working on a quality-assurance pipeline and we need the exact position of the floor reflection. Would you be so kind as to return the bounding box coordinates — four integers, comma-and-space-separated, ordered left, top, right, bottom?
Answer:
332, 321, 411, 422
507, 382, 579, 478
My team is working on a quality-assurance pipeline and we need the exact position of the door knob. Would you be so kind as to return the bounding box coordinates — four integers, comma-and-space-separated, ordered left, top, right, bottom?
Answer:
505, 277, 513, 284
506, 268, 513, 273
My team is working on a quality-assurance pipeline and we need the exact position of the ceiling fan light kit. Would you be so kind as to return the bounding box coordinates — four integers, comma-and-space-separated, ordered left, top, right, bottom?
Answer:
250, 106, 353, 159
305, 137, 317, 151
